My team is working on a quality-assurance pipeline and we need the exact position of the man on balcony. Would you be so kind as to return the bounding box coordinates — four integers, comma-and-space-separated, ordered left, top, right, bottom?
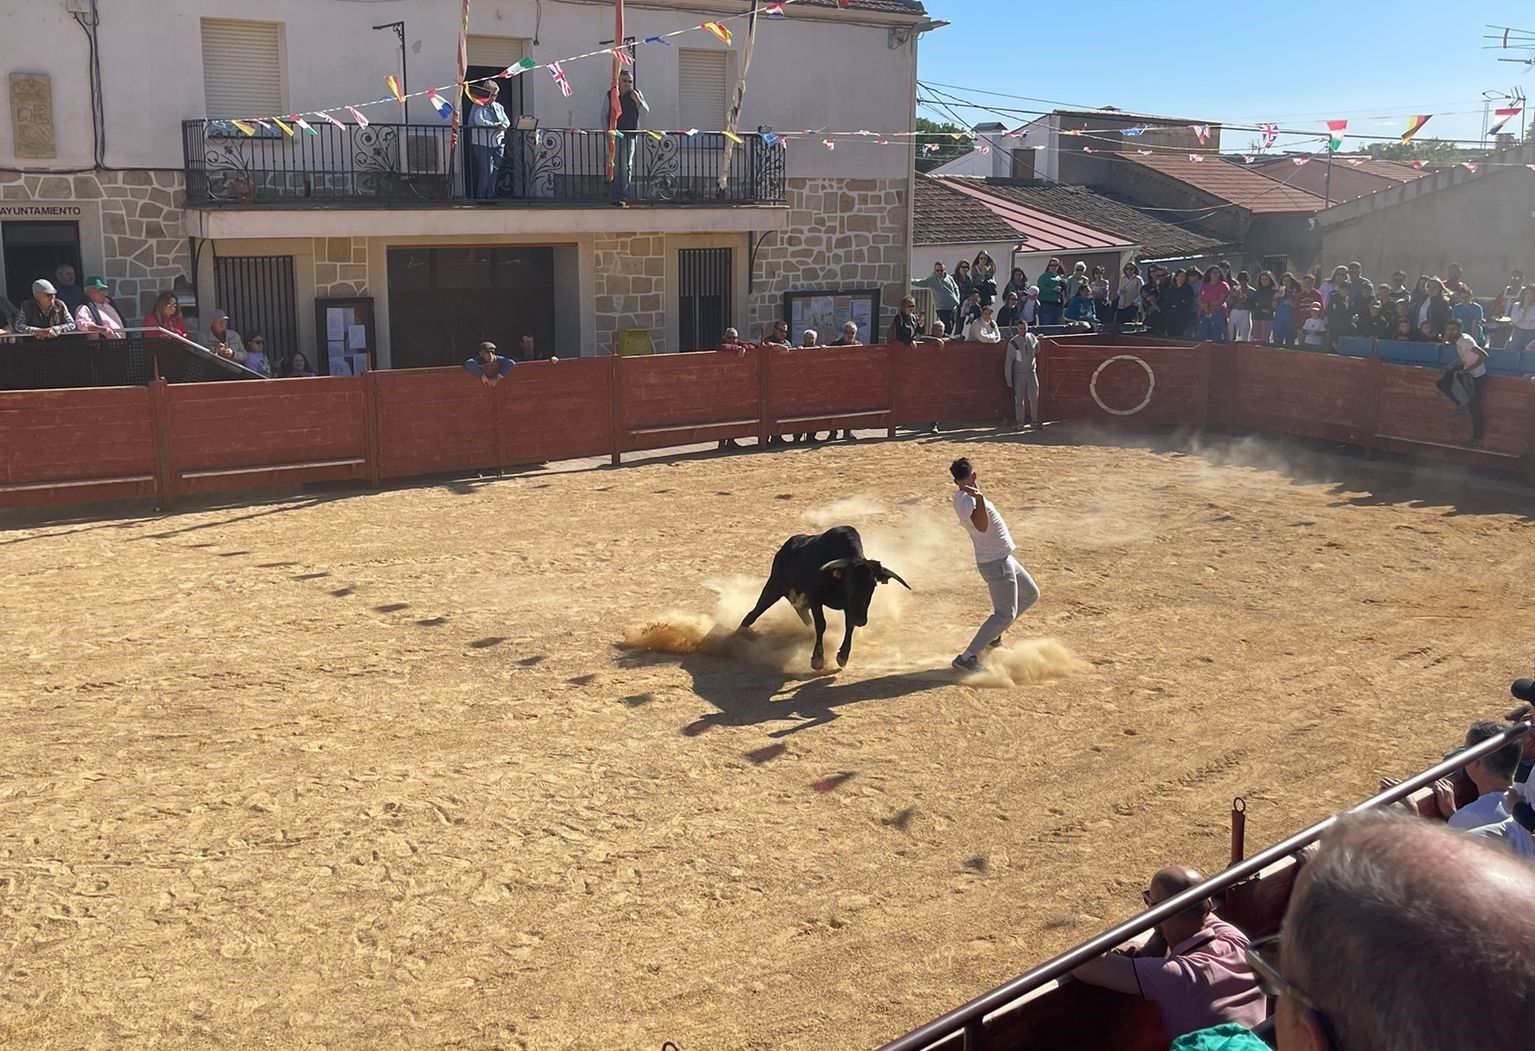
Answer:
469, 82, 510, 201
74, 277, 126, 340
14, 279, 76, 339
611, 70, 648, 208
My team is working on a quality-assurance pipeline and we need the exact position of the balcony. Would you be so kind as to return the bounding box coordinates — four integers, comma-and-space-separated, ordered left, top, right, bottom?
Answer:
182, 121, 787, 209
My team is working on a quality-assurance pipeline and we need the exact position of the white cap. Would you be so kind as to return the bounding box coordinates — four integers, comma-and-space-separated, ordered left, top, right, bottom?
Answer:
32, 279, 56, 294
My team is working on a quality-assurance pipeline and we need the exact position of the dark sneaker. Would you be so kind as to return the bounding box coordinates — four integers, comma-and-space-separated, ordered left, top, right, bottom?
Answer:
988, 635, 1003, 648
952, 654, 981, 673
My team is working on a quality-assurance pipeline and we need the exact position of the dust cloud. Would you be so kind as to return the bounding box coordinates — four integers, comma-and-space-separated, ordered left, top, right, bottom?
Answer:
623, 498, 1093, 689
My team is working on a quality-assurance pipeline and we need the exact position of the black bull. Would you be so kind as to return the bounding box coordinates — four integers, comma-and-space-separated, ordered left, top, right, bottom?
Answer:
737, 525, 910, 670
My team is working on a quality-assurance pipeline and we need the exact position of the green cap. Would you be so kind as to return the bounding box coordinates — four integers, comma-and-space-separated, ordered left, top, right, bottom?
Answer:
84, 276, 108, 290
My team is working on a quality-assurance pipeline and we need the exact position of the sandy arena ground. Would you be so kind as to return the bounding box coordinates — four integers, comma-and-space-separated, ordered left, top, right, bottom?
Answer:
3, 424, 1533, 1050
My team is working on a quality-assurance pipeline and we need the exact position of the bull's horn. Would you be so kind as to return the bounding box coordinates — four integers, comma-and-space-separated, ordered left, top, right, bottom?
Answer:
879, 568, 912, 591
819, 558, 852, 573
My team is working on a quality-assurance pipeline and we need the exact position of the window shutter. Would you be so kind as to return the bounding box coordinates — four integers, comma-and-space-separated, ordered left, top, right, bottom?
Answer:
467, 36, 528, 72
201, 19, 284, 118
678, 50, 728, 130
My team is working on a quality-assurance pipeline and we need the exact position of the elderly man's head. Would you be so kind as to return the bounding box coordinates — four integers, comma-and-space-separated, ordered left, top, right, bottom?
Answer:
723, 327, 739, 342
842, 322, 857, 339
84, 277, 109, 303
929, 319, 947, 338
1274, 810, 1535, 1051
209, 310, 230, 336
1142, 865, 1211, 946
54, 263, 77, 287
31, 279, 56, 308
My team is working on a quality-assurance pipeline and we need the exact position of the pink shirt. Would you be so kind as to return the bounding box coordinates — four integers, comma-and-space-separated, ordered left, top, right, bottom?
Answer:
1131, 917, 1267, 1040
1198, 280, 1231, 316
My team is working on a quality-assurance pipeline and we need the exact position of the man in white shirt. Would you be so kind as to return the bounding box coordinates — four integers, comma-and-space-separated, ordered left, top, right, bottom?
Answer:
200, 310, 246, 360
469, 82, 510, 200
949, 457, 1039, 672
1433, 720, 1535, 859
73, 277, 126, 339
1004, 321, 1041, 430
1442, 319, 1490, 448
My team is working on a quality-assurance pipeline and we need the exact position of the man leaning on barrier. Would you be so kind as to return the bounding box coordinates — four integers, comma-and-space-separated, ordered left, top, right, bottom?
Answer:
1071, 865, 1265, 1042
13, 279, 76, 340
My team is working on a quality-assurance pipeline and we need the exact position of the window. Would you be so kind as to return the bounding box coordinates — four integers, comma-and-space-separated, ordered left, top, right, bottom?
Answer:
201, 19, 285, 119
678, 50, 729, 131
678, 248, 732, 353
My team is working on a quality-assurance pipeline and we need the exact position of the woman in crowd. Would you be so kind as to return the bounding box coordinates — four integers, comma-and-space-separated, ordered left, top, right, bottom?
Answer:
1416, 278, 1452, 340
1037, 258, 1067, 326
971, 251, 998, 306
1271, 273, 1299, 347
1163, 268, 1195, 339
1195, 264, 1230, 342
1227, 271, 1255, 342
1325, 287, 1354, 351
953, 258, 974, 305
241, 333, 273, 377
1319, 264, 1351, 308
1002, 267, 1029, 305
966, 304, 1003, 343
1249, 271, 1277, 346
997, 290, 1022, 328
1450, 287, 1485, 346
1113, 262, 1143, 335
1088, 265, 1112, 324
1508, 286, 1535, 354
142, 291, 189, 338
284, 352, 317, 378
1065, 260, 1090, 304
1064, 284, 1098, 329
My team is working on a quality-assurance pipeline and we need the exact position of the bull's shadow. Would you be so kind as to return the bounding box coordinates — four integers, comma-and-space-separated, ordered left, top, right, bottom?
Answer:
618, 638, 953, 738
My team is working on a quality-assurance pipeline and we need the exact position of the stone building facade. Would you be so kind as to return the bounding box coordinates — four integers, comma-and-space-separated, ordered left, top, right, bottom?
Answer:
0, 170, 189, 318
312, 238, 371, 298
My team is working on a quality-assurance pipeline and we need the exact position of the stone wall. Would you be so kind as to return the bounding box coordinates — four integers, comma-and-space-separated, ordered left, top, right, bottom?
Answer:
0, 169, 189, 318
594, 233, 666, 355
747, 177, 909, 340
313, 237, 370, 297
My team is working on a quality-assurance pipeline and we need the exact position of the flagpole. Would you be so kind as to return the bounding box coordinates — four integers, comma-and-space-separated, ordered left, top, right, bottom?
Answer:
719, 0, 761, 191
608, 0, 624, 185
449, 0, 471, 195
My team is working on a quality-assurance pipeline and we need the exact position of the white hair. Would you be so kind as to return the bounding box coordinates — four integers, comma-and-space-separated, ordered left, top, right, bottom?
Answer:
930, 320, 947, 336
802, 328, 817, 341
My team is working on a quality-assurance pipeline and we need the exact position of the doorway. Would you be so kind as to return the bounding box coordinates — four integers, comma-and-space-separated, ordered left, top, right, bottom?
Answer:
386, 246, 554, 369
2, 221, 81, 310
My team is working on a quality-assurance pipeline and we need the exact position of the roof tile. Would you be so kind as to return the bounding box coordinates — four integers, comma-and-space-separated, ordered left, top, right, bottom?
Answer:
1125, 153, 1328, 213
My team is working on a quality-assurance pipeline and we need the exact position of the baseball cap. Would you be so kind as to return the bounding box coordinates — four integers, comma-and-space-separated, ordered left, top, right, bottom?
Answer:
1512, 679, 1535, 705
32, 279, 56, 294
84, 276, 108, 290
209, 309, 230, 322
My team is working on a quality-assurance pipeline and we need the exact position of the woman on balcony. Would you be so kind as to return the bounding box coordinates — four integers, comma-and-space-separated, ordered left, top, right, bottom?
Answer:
469, 82, 510, 201
142, 292, 189, 339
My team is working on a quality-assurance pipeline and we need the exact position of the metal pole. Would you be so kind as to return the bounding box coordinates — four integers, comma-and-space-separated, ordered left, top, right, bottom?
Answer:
1323, 148, 1333, 207
877, 721, 1530, 1051
373, 22, 408, 125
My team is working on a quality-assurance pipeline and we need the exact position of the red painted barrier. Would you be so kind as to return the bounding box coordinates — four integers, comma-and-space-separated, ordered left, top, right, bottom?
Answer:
3, 339, 1534, 517
0, 386, 157, 508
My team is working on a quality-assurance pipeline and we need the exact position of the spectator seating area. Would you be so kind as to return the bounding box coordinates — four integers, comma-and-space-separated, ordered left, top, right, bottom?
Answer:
878, 718, 1533, 1051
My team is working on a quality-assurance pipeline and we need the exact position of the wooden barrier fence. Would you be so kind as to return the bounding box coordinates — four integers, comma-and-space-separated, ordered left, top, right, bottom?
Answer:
4, 336, 1535, 514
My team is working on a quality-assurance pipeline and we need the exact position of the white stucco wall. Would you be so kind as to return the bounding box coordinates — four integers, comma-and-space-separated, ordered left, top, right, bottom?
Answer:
5, 0, 920, 182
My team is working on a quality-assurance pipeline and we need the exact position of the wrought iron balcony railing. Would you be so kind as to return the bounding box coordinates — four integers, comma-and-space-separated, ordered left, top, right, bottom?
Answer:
183, 121, 786, 207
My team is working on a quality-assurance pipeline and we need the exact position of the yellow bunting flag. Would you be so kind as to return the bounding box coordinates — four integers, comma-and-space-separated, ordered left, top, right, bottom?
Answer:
700, 21, 733, 45
387, 75, 405, 103
645, 129, 664, 141
722, 129, 744, 144
272, 116, 295, 137
1400, 114, 1432, 143
231, 120, 257, 136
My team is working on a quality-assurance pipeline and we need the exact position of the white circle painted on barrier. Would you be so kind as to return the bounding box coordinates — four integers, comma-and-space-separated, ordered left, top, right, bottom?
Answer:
1089, 354, 1156, 417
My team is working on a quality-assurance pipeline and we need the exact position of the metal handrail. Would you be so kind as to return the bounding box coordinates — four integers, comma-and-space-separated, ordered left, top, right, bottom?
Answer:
878, 720, 1531, 1051
2, 325, 266, 379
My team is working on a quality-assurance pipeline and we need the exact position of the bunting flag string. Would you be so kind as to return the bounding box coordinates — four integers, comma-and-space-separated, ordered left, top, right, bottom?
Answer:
1400, 114, 1432, 143
1487, 107, 1521, 136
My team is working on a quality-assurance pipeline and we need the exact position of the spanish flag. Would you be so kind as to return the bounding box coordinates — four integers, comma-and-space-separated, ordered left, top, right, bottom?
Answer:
1400, 114, 1432, 143
700, 21, 732, 45
387, 75, 405, 104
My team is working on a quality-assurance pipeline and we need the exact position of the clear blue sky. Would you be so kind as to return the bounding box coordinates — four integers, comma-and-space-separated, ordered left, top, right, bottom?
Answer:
916, 2, 1527, 150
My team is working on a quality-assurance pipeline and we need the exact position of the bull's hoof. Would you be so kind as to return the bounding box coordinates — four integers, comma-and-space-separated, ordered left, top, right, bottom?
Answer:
811, 653, 825, 671
836, 652, 849, 668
